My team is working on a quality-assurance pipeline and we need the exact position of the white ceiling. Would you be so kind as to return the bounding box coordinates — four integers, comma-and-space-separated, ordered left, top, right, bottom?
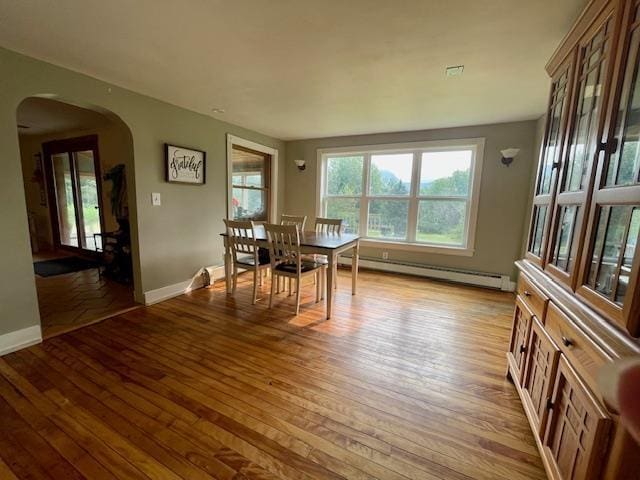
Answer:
0, 0, 586, 140
17, 97, 110, 136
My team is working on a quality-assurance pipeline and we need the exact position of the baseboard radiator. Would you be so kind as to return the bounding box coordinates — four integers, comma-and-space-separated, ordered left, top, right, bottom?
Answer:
337, 256, 516, 292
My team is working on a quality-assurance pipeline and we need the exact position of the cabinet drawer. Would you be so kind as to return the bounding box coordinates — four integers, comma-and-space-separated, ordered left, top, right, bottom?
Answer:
545, 303, 610, 393
517, 274, 549, 321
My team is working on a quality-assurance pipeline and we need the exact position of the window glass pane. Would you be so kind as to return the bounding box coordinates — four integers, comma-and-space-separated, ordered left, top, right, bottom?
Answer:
327, 156, 363, 195
616, 208, 640, 304
606, 27, 640, 187
52, 152, 79, 247
325, 198, 360, 234
529, 205, 548, 257
369, 154, 412, 196
417, 200, 466, 245
538, 84, 567, 195
587, 205, 640, 305
367, 199, 409, 240
551, 205, 579, 272
232, 147, 267, 188
420, 150, 472, 196
232, 187, 267, 221
76, 151, 102, 251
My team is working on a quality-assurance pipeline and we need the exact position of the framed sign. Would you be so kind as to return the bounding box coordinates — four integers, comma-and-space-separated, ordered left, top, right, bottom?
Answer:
165, 143, 206, 184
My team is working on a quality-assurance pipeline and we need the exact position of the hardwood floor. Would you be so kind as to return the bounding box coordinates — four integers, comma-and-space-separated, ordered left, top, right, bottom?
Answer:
0, 269, 546, 479
33, 252, 137, 339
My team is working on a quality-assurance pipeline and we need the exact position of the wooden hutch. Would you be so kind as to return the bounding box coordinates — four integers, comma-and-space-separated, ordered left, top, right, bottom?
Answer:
507, 0, 640, 478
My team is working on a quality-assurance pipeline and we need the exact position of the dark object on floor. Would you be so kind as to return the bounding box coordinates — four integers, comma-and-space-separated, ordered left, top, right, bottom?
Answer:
94, 218, 133, 284
34, 256, 99, 277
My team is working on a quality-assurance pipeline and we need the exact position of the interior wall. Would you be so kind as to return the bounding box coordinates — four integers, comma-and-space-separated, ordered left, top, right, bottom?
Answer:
284, 120, 538, 280
19, 120, 132, 250
0, 46, 285, 338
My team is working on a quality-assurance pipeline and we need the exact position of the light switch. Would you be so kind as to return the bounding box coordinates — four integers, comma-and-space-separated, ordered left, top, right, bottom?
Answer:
151, 192, 161, 206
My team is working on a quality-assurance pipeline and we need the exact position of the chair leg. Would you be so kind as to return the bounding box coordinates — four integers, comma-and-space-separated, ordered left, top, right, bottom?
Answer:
334, 263, 338, 290
288, 277, 292, 297
269, 273, 276, 308
252, 269, 258, 305
315, 271, 320, 303
295, 277, 301, 315
322, 266, 327, 300
232, 265, 238, 294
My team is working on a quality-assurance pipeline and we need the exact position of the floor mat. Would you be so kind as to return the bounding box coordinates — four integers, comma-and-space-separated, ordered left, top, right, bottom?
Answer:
34, 256, 99, 277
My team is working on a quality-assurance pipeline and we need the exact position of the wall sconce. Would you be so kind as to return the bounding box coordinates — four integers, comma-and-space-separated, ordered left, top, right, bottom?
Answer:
294, 159, 306, 171
500, 148, 520, 167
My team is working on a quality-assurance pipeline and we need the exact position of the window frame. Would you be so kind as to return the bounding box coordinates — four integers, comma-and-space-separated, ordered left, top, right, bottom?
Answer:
226, 134, 278, 222
317, 138, 485, 256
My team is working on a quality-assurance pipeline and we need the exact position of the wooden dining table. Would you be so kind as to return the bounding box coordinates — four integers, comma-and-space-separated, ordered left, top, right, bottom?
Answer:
221, 226, 360, 318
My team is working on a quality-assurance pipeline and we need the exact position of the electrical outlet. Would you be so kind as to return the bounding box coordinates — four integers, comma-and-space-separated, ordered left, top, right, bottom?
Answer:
382, 251, 389, 260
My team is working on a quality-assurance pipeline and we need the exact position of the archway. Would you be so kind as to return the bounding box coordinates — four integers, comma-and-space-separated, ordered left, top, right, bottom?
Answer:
16, 96, 141, 338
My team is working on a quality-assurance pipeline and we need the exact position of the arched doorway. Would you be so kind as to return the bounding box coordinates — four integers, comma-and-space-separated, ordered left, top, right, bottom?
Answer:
16, 97, 140, 338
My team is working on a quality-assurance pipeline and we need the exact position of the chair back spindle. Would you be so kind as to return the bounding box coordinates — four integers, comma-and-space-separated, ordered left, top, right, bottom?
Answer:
280, 214, 307, 231
265, 224, 301, 271
315, 217, 342, 234
224, 219, 258, 264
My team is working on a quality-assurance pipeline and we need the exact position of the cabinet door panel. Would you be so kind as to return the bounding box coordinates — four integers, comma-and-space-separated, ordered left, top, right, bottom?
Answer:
507, 297, 533, 384
578, 2, 640, 335
527, 55, 575, 265
522, 318, 560, 436
547, 10, 616, 287
543, 357, 611, 480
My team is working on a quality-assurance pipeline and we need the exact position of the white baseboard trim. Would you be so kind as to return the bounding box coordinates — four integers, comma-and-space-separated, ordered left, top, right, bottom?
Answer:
143, 265, 226, 305
338, 257, 516, 292
0, 325, 42, 356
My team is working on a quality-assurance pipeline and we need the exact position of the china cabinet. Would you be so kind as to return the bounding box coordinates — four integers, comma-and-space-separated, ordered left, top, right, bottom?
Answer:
508, 0, 640, 478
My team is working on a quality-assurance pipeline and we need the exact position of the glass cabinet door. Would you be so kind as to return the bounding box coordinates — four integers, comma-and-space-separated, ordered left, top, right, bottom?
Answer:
547, 14, 615, 286
579, 2, 640, 336
527, 57, 574, 265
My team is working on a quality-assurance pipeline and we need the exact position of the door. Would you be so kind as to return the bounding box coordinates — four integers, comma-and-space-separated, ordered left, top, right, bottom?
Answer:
230, 144, 272, 222
43, 136, 104, 252
543, 356, 611, 480
507, 296, 534, 384
522, 318, 560, 437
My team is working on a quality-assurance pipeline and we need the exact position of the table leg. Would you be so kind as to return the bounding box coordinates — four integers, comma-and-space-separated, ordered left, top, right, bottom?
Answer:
326, 251, 334, 319
352, 240, 359, 295
224, 241, 232, 294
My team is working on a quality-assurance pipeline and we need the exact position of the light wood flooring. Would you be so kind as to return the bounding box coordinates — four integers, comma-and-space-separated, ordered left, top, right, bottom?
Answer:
34, 252, 137, 339
0, 269, 545, 479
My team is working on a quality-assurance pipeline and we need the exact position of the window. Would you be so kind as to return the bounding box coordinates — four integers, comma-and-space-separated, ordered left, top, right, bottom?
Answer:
318, 139, 484, 255
227, 135, 278, 222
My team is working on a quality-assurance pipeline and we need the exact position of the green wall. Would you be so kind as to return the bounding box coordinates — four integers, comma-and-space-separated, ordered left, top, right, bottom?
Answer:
285, 120, 538, 280
0, 47, 285, 337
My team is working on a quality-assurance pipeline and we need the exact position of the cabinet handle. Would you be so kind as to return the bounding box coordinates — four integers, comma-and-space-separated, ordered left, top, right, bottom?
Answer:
523, 290, 532, 297
562, 336, 573, 347
546, 397, 554, 410
520, 345, 527, 353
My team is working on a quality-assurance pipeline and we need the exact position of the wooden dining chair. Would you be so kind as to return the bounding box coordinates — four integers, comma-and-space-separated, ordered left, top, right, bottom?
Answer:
280, 214, 307, 230
224, 219, 271, 304
265, 223, 325, 315
314, 217, 343, 289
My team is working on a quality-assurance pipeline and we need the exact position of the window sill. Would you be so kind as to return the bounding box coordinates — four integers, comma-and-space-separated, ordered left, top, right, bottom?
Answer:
359, 238, 475, 257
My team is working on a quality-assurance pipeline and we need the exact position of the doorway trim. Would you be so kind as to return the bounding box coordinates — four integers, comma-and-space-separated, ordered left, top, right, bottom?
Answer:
42, 134, 105, 254
226, 134, 278, 221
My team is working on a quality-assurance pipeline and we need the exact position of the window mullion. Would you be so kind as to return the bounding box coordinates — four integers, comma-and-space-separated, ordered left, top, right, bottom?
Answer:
361, 153, 371, 236
407, 151, 420, 242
